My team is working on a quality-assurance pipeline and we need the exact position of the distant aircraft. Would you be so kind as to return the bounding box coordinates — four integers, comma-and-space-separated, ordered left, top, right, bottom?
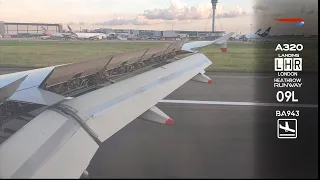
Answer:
114, 32, 137, 40
244, 27, 272, 39
40, 26, 75, 40
279, 121, 295, 133
234, 28, 262, 40
116, 33, 128, 40
67, 25, 107, 40
254, 29, 262, 35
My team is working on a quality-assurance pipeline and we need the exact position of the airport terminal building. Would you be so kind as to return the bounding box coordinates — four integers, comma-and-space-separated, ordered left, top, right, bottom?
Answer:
0, 21, 62, 37
0, 21, 5, 36
0, 21, 226, 39
94, 28, 226, 39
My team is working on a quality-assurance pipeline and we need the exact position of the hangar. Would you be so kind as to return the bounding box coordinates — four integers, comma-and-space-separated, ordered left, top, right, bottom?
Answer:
0, 21, 62, 37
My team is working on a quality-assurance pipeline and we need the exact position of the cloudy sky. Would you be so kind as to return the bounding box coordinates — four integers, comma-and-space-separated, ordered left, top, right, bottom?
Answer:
0, 0, 318, 34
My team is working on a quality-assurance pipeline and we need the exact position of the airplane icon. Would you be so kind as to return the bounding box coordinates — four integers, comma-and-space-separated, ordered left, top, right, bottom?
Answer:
279, 121, 295, 133
277, 119, 297, 139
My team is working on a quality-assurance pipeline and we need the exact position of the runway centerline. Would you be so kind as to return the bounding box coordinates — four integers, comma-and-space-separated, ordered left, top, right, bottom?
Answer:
160, 99, 318, 108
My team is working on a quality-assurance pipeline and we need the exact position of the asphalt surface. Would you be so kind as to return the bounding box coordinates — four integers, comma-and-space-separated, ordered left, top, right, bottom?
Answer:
0, 68, 34, 75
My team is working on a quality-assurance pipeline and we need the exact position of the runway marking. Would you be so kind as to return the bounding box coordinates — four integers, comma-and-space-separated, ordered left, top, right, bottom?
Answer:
160, 100, 318, 108
208, 75, 273, 79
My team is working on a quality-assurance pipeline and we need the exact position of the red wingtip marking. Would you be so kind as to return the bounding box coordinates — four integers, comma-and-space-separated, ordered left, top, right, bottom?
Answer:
165, 118, 173, 125
220, 48, 227, 52
208, 79, 213, 84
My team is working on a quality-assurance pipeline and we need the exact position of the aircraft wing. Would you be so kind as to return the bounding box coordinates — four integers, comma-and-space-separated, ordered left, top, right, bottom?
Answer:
0, 33, 233, 178
61, 33, 75, 38
84, 34, 102, 39
181, 32, 234, 52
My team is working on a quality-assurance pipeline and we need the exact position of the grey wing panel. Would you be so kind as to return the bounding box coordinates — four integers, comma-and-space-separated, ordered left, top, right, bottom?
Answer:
0, 67, 55, 92
0, 66, 65, 105
9, 88, 65, 105
0, 76, 27, 103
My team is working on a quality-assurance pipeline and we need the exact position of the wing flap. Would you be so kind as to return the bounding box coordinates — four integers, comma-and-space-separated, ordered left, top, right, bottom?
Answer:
0, 110, 73, 178
0, 108, 98, 178
32, 127, 98, 178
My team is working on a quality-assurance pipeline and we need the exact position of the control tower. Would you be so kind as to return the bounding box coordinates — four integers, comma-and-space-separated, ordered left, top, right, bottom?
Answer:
211, 0, 218, 32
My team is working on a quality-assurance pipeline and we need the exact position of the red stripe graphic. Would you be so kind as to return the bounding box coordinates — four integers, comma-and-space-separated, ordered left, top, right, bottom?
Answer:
274, 18, 304, 22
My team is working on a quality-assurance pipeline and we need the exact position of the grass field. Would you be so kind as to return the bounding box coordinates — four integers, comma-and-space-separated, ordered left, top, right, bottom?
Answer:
0, 40, 318, 72
0, 41, 165, 68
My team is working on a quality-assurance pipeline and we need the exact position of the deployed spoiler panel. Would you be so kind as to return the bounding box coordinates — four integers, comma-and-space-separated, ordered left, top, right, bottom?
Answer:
167, 39, 188, 53
42, 41, 189, 90
105, 48, 148, 70
45, 57, 114, 87
141, 44, 171, 60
